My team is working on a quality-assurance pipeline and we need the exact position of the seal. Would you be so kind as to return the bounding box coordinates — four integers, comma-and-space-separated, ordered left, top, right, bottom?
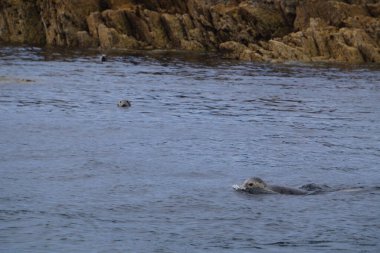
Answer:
117, 100, 131, 108
100, 54, 107, 62
233, 177, 307, 195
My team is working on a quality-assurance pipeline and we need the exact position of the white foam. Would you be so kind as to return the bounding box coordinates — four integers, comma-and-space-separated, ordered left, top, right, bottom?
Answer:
232, 184, 243, 190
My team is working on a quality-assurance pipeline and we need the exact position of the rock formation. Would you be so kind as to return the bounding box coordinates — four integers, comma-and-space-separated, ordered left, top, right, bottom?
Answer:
0, 0, 379, 63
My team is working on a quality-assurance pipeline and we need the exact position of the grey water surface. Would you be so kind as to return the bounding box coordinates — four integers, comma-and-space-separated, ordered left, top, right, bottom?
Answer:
0, 47, 379, 252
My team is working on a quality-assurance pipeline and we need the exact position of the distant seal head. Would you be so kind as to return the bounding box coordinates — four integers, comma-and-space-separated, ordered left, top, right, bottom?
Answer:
234, 177, 307, 195
100, 54, 107, 62
117, 100, 131, 108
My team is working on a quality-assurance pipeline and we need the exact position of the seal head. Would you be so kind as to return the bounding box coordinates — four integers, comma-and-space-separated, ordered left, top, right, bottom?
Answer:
117, 100, 131, 108
234, 177, 277, 194
100, 54, 107, 62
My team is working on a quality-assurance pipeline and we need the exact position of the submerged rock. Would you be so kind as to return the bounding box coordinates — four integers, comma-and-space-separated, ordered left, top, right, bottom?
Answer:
0, 0, 379, 63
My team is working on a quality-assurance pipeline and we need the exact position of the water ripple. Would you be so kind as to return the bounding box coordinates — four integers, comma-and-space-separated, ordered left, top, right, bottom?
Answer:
0, 46, 379, 253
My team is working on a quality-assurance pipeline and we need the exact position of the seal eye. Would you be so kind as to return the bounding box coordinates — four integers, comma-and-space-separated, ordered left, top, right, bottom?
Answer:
248, 183, 254, 187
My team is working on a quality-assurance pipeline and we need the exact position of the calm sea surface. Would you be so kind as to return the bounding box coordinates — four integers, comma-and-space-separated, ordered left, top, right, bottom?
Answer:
0, 47, 379, 252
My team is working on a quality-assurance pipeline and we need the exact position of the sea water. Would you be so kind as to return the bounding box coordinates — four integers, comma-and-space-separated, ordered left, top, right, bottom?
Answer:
1, 47, 379, 252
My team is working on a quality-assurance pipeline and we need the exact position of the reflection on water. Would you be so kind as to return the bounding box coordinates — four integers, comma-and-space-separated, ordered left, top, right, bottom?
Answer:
0, 46, 380, 252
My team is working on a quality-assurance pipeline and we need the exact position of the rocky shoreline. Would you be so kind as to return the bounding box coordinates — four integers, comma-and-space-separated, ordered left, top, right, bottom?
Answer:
0, 0, 379, 63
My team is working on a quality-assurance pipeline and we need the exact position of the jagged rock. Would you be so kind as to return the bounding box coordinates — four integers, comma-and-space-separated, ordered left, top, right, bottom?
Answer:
98, 23, 140, 49
273, 0, 298, 26
76, 31, 97, 48
367, 3, 380, 17
238, 3, 290, 40
340, 28, 380, 62
343, 15, 380, 44
294, 0, 368, 30
0, 0, 379, 63
219, 41, 248, 59
268, 39, 310, 62
278, 17, 379, 63
161, 13, 185, 48
142, 9, 168, 48
86, 12, 102, 40
0, 0, 44, 44
36, 0, 101, 46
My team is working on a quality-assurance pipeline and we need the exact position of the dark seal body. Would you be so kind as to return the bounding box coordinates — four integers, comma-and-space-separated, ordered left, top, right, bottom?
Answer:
266, 185, 307, 195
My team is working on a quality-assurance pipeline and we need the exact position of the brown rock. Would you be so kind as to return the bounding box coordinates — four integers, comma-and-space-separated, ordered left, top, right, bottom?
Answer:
143, 9, 168, 48
180, 40, 205, 51
1, 0, 379, 64
98, 24, 117, 48
161, 13, 185, 48
219, 40, 261, 61
238, 3, 289, 40
98, 23, 139, 49
124, 10, 152, 46
294, 0, 368, 30
367, 3, 380, 17
36, 0, 101, 46
76, 31, 97, 48
86, 12, 102, 40
0, 0, 45, 44
268, 39, 310, 62
106, 0, 136, 10
340, 28, 380, 62
343, 15, 380, 44
219, 41, 247, 59
102, 9, 131, 35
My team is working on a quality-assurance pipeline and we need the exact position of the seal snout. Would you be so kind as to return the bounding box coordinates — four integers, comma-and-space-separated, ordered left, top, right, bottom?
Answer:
117, 100, 131, 108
